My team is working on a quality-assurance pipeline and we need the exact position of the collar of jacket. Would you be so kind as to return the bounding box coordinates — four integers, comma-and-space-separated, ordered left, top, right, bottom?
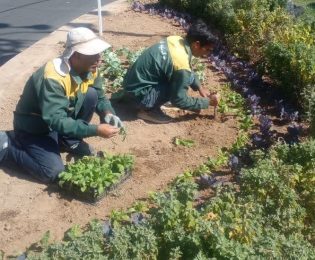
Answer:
69, 69, 93, 85
183, 38, 192, 65
52, 57, 93, 83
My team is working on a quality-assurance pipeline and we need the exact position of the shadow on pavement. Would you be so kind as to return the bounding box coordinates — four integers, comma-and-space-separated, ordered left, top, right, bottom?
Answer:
0, 23, 52, 66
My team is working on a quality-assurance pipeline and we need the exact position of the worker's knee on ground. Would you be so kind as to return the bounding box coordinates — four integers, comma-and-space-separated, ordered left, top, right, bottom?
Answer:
39, 161, 65, 184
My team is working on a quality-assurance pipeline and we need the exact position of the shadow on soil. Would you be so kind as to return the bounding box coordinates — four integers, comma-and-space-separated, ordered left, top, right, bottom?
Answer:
111, 99, 216, 123
307, 2, 315, 9
0, 162, 42, 184
0, 161, 84, 202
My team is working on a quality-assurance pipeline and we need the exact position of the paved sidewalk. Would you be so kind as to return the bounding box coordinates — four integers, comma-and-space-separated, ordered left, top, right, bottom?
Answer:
0, 0, 127, 130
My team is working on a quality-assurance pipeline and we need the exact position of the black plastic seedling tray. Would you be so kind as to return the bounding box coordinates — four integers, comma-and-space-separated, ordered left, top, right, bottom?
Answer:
60, 169, 132, 204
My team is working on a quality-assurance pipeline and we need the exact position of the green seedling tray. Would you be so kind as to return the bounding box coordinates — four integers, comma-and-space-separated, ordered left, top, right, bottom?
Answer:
60, 169, 132, 204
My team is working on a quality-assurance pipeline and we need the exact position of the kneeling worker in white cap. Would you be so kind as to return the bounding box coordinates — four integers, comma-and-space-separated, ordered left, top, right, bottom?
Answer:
0, 27, 123, 183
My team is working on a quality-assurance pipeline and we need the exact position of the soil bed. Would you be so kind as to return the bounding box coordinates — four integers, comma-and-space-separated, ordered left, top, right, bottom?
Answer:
0, 3, 238, 255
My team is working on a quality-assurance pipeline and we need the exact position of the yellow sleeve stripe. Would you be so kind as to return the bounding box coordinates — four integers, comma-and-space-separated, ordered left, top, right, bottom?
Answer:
167, 36, 191, 72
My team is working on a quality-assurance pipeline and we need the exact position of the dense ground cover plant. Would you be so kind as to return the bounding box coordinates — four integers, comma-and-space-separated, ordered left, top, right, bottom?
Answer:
25, 149, 315, 258
26, 221, 107, 260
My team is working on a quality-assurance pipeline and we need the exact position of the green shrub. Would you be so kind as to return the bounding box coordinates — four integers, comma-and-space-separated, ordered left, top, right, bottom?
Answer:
228, 5, 291, 62
106, 224, 158, 259
27, 221, 107, 260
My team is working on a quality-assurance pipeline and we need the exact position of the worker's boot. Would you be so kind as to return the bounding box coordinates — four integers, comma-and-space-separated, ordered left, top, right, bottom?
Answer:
0, 131, 9, 163
60, 139, 95, 157
137, 107, 173, 124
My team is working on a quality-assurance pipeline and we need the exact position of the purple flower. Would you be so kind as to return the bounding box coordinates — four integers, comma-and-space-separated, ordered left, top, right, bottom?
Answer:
148, 8, 157, 15
228, 155, 240, 173
130, 212, 145, 225
280, 109, 299, 122
173, 15, 180, 22
223, 67, 234, 80
287, 123, 302, 144
131, 1, 145, 12
247, 94, 260, 106
287, 123, 301, 136
251, 133, 269, 149
178, 18, 186, 26
197, 175, 216, 189
250, 104, 262, 115
241, 86, 249, 95
226, 54, 237, 62
259, 115, 272, 137
275, 100, 299, 122
232, 79, 240, 87
102, 220, 113, 237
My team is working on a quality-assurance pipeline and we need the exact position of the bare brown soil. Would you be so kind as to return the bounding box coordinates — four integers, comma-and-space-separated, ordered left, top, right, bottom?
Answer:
0, 2, 238, 255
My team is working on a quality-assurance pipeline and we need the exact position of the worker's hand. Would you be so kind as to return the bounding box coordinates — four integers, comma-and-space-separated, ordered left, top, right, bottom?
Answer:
97, 124, 119, 138
104, 113, 124, 128
198, 87, 210, 98
209, 92, 220, 107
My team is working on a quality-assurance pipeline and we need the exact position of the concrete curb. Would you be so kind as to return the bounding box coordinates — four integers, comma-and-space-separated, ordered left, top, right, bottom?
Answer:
0, 0, 127, 122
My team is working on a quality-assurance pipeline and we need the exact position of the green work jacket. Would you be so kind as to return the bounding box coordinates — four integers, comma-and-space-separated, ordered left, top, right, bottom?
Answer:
123, 36, 209, 110
14, 58, 114, 138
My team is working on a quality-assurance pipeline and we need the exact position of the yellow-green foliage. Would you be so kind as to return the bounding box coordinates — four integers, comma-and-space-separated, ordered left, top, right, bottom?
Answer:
273, 22, 315, 85
262, 25, 315, 104
276, 22, 315, 46
228, 7, 292, 62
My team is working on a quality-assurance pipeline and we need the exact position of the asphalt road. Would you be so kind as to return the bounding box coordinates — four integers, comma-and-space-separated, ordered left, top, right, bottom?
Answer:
0, 0, 116, 65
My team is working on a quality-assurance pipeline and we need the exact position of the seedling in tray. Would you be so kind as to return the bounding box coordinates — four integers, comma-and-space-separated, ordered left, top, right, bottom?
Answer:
58, 154, 134, 203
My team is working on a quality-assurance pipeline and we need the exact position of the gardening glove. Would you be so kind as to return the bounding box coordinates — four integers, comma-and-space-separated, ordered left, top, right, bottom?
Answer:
104, 114, 124, 128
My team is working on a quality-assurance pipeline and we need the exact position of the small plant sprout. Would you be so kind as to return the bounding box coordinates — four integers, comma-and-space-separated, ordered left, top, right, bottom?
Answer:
119, 126, 127, 141
173, 137, 195, 148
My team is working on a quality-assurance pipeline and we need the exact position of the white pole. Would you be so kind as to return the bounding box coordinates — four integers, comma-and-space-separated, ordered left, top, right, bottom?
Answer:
97, 0, 103, 36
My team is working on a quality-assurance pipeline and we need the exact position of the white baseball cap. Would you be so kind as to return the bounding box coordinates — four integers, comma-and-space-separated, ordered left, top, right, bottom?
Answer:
62, 27, 111, 59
